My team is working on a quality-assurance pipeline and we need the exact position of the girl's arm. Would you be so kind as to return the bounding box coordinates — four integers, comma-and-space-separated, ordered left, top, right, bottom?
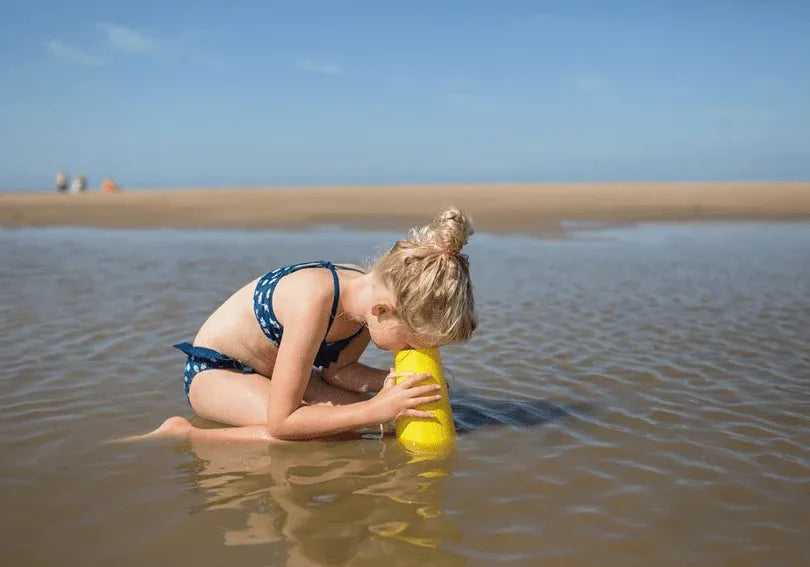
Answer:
324, 362, 388, 393
265, 285, 439, 440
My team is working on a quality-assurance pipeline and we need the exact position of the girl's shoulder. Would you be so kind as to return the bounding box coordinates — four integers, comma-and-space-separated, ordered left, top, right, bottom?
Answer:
270, 260, 365, 302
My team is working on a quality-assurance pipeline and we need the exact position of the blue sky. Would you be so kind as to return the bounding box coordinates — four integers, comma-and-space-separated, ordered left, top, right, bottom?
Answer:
1, 0, 808, 190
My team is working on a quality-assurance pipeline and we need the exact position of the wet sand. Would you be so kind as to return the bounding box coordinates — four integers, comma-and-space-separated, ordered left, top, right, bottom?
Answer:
2, 182, 809, 233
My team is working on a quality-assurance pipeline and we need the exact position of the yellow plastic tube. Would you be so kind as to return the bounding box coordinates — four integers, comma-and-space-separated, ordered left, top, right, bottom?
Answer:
394, 348, 456, 452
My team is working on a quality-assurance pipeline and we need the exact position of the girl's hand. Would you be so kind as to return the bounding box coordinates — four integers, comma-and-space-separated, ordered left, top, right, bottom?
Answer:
368, 368, 442, 423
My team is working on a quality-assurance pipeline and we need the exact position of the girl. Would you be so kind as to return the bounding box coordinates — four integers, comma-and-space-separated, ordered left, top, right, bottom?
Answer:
152, 208, 476, 443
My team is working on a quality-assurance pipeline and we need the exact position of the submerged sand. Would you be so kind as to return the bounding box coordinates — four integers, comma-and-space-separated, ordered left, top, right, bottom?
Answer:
1, 182, 809, 234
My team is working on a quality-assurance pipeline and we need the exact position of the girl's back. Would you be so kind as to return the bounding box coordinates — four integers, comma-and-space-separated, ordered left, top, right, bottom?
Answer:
193, 277, 277, 374
192, 262, 366, 377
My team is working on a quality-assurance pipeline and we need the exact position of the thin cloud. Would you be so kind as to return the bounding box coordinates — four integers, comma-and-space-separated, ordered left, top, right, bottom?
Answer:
295, 58, 342, 75
97, 23, 157, 54
45, 40, 104, 66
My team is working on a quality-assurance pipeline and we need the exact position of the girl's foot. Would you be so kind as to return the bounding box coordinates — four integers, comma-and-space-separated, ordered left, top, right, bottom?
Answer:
109, 416, 193, 443
149, 416, 193, 438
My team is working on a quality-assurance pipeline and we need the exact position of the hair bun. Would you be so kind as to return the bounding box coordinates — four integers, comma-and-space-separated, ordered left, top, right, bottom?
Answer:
426, 207, 474, 257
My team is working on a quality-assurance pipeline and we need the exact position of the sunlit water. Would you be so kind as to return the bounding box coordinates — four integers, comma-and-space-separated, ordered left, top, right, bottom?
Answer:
1, 222, 809, 566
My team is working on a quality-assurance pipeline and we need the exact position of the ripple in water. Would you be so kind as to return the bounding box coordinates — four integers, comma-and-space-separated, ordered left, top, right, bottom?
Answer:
1, 223, 809, 566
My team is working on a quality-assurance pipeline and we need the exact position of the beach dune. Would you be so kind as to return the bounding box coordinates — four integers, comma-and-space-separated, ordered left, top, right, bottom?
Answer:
1, 182, 809, 234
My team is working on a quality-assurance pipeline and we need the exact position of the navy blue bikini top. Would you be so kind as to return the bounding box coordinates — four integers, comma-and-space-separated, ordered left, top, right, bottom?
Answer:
253, 261, 366, 368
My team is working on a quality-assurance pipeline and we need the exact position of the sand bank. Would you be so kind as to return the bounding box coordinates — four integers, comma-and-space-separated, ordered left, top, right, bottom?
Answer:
1, 182, 809, 234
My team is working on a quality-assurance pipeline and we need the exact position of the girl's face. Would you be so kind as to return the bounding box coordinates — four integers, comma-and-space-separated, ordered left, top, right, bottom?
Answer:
366, 314, 433, 353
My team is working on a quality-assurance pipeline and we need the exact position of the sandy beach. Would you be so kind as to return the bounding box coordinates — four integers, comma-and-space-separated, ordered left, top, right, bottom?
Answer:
1, 182, 809, 234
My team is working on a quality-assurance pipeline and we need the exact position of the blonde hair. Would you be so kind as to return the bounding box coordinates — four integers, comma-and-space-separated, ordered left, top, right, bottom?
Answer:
372, 207, 477, 345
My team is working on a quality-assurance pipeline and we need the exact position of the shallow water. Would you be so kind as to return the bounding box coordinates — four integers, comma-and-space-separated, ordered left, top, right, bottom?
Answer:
1, 222, 809, 566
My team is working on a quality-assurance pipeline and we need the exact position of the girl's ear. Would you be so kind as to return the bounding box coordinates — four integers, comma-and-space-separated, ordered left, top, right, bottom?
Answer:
371, 303, 392, 317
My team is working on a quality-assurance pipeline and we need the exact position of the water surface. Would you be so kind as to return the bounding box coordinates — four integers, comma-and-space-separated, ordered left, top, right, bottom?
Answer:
1, 222, 809, 566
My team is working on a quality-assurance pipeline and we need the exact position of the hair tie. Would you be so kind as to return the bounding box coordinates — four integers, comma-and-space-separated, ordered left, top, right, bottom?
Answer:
439, 245, 460, 257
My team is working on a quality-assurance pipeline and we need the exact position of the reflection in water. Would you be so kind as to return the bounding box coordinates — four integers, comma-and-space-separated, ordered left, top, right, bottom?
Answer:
176, 393, 587, 565
182, 437, 462, 565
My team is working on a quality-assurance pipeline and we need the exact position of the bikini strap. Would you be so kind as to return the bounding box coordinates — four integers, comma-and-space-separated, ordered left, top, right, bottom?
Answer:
325, 262, 340, 337
286, 261, 360, 339
333, 263, 366, 274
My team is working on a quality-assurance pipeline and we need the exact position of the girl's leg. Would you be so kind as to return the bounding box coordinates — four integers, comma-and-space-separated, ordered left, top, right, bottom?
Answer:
189, 369, 276, 427
189, 368, 367, 427
149, 418, 285, 444
145, 368, 369, 443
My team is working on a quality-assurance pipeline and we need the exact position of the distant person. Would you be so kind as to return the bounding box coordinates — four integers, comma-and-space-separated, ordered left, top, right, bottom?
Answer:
55, 171, 68, 193
101, 177, 119, 193
146, 208, 477, 443
69, 174, 87, 194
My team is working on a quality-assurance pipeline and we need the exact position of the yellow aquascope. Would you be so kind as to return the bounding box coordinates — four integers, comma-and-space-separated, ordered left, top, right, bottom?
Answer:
394, 348, 456, 452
